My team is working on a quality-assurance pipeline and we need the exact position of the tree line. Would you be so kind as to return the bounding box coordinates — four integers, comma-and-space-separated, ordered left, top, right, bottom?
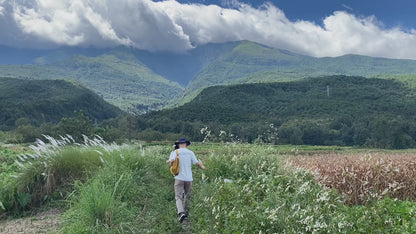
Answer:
2, 76, 416, 149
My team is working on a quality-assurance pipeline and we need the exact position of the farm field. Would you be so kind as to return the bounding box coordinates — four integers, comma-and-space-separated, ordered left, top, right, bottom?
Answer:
1, 140, 416, 233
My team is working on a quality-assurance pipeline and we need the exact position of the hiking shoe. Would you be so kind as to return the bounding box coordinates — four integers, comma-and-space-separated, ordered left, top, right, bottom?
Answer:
178, 212, 187, 223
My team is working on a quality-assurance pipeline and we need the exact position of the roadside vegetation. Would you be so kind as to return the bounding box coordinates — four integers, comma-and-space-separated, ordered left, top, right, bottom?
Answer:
1, 139, 415, 233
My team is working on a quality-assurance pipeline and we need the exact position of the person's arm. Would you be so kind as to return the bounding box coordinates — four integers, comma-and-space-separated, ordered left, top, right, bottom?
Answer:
196, 160, 205, 170
166, 160, 175, 167
191, 152, 205, 170
166, 151, 175, 166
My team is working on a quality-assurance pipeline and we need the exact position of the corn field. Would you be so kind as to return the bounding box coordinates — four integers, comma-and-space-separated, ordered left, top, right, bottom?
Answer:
289, 152, 416, 204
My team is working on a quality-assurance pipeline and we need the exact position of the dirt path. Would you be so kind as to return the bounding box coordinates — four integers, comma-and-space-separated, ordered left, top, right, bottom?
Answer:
0, 209, 62, 234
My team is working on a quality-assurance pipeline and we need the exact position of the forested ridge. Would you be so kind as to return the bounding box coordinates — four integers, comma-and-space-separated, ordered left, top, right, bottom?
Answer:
0, 77, 121, 130
0, 53, 183, 113
141, 76, 416, 148
2, 41, 416, 113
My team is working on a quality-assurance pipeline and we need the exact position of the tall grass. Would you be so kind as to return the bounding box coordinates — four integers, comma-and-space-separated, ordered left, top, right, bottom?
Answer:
2, 142, 416, 232
61, 145, 184, 233
62, 165, 139, 233
61, 144, 416, 233
0, 135, 118, 216
191, 145, 350, 233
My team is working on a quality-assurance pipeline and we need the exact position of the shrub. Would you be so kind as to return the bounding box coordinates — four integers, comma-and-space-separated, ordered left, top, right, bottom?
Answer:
343, 198, 416, 232
14, 125, 41, 143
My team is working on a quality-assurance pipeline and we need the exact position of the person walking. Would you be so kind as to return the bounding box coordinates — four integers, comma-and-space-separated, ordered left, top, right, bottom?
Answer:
167, 137, 205, 223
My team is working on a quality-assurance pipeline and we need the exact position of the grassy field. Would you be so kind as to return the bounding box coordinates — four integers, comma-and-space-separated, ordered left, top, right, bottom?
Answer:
1, 140, 416, 233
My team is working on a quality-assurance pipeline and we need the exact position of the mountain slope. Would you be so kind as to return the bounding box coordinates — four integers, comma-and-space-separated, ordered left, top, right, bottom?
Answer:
130, 41, 240, 86
143, 76, 416, 148
2, 41, 416, 112
150, 75, 415, 123
0, 45, 106, 65
0, 53, 183, 113
185, 41, 416, 98
0, 77, 122, 130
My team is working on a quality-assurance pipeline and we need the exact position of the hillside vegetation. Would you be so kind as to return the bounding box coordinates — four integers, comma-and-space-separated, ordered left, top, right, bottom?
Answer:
186, 41, 416, 98
0, 54, 183, 113
143, 76, 416, 149
0, 77, 121, 130
2, 41, 416, 113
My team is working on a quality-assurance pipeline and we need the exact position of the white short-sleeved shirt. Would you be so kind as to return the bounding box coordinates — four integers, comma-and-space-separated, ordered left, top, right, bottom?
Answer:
169, 148, 198, 181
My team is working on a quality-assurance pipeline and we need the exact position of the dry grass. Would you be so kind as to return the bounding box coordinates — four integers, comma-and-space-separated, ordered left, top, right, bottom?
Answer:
289, 152, 416, 204
0, 209, 61, 233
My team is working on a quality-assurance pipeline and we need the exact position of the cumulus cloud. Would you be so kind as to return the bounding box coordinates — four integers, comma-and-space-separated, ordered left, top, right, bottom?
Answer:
1, 0, 416, 59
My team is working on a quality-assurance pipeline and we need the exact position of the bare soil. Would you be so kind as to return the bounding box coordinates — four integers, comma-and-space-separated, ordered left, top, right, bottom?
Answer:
0, 209, 61, 234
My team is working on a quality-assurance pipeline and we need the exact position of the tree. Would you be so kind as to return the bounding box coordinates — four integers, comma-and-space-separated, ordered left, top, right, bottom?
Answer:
117, 115, 138, 140
58, 111, 93, 142
15, 125, 40, 143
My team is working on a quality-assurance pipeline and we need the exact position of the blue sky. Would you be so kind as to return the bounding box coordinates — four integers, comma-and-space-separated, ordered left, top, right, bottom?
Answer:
1, 0, 416, 59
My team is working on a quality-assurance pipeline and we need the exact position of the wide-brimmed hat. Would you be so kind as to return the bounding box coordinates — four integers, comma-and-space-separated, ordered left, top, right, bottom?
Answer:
175, 137, 191, 146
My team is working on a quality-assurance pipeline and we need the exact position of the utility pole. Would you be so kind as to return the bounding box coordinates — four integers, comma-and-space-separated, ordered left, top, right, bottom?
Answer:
326, 85, 330, 97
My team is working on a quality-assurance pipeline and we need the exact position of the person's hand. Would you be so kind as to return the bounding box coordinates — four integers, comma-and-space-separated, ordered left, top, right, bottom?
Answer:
197, 161, 205, 170
166, 160, 171, 164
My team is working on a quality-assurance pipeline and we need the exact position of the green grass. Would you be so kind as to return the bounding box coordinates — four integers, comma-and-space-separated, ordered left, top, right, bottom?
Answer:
61, 145, 184, 233
1, 142, 416, 232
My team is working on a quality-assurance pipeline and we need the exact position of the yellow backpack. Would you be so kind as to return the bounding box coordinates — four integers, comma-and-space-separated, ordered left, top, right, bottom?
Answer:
170, 149, 180, 176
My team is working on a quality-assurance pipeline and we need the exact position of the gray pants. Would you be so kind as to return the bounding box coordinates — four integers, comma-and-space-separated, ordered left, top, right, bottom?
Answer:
174, 179, 192, 214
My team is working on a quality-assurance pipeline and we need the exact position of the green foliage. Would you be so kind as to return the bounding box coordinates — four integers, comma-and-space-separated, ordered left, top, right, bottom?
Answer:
0, 146, 29, 217
3, 41, 416, 114
0, 131, 21, 144
0, 77, 121, 131
191, 145, 346, 233
343, 198, 416, 233
0, 138, 106, 216
142, 76, 416, 149
189, 144, 416, 233
375, 74, 416, 90
62, 170, 139, 233
2, 143, 416, 232
57, 111, 94, 142
186, 41, 416, 99
15, 125, 40, 143
0, 52, 184, 113
62, 145, 183, 233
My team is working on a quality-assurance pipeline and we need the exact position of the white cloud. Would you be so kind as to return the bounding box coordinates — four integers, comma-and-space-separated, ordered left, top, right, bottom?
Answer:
0, 0, 8, 16
1, 0, 416, 60
7, 0, 193, 51
341, 4, 353, 11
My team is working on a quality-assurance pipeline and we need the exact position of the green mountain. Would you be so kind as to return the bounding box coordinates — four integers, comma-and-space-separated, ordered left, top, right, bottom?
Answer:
0, 77, 122, 130
142, 76, 416, 148
2, 41, 416, 113
0, 53, 183, 113
185, 41, 416, 99
130, 42, 240, 86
